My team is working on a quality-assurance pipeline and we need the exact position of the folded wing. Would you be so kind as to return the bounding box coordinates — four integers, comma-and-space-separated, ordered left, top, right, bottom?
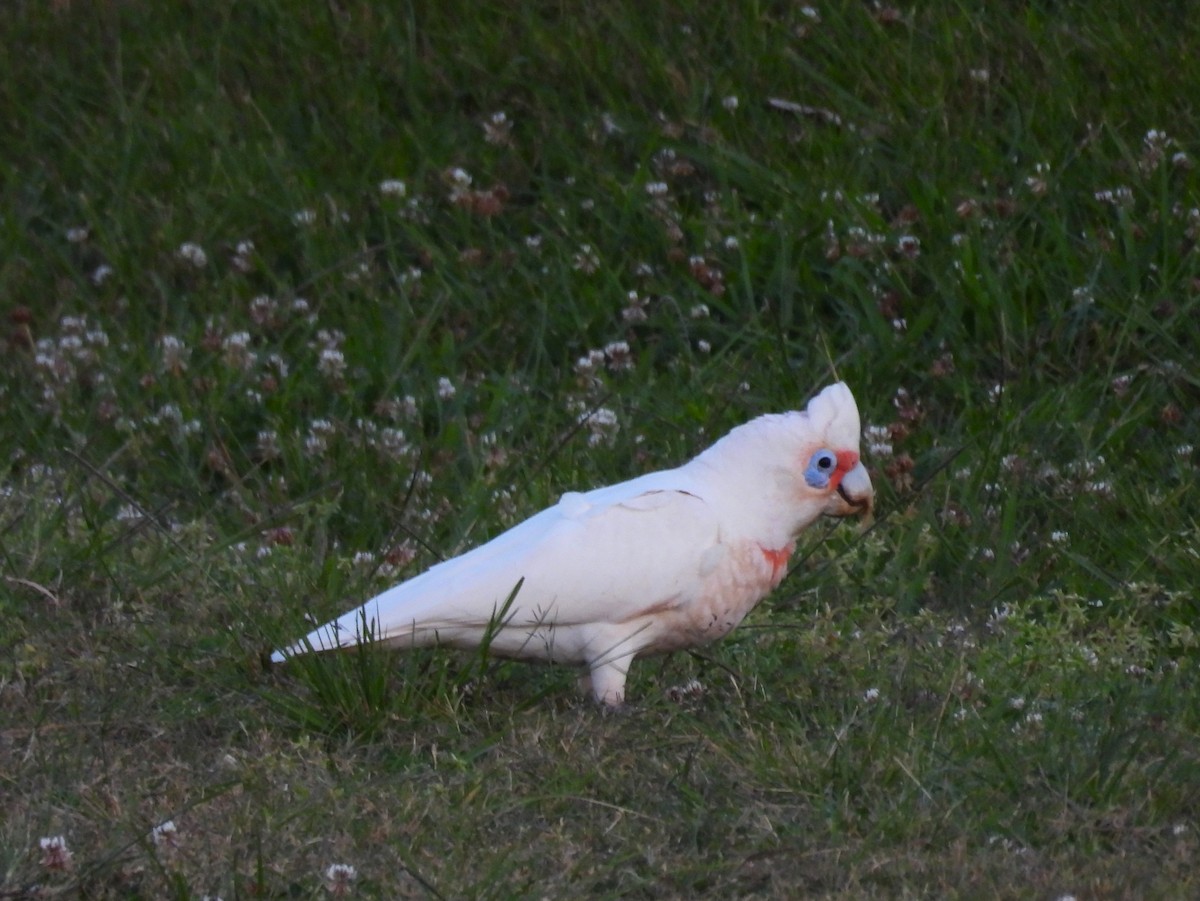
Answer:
271, 479, 724, 664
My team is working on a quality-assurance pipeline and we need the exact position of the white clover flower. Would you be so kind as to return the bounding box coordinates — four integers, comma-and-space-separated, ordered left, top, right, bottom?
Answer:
376, 427, 409, 460
584, 408, 619, 429
573, 244, 600, 274
304, 419, 336, 456
622, 290, 649, 323
314, 329, 345, 352
864, 425, 893, 458
66, 227, 89, 244
379, 179, 407, 197
177, 242, 207, 268
723, 235, 740, 250
39, 835, 73, 871
304, 435, 329, 457
1094, 186, 1133, 205
158, 335, 189, 373
578, 407, 620, 446
155, 402, 183, 427
318, 347, 346, 379
986, 604, 1012, 628
222, 331, 255, 370
1012, 710, 1043, 734
1050, 530, 1069, 544
483, 111, 513, 145
645, 181, 669, 197
257, 430, 281, 460
91, 263, 114, 285
116, 504, 142, 522
696, 339, 711, 354
722, 95, 739, 111
247, 293, 276, 321
151, 820, 179, 848
231, 239, 256, 272
862, 687, 881, 703
665, 678, 706, 702
436, 376, 456, 400
604, 340, 633, 371
324, 863, 358, 896
261, 353, 287, 380
575, 349, 606, 376
448, 167, 472, 186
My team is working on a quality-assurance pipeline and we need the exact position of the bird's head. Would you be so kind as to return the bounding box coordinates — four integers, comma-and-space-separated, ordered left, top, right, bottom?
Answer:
797, 381, 874, 520
693, 381, 875, 538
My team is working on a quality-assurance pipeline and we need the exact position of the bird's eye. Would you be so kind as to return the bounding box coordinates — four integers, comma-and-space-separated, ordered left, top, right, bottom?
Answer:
804, 448, 839, 488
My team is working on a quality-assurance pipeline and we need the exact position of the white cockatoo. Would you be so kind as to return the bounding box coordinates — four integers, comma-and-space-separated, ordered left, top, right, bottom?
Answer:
272, 382, 873, 705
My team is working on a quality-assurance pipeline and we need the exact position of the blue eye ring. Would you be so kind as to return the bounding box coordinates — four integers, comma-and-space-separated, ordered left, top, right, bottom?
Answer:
805, 448, 838, 488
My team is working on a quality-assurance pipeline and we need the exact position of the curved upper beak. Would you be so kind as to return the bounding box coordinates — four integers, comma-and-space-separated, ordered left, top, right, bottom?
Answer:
827, 462, 874, 519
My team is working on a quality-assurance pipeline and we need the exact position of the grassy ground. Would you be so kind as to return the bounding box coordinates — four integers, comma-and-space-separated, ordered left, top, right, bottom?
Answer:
2, 0, 1198, 897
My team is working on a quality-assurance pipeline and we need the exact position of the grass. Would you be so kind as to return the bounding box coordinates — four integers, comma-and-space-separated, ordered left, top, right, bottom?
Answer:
2, 0, 1198, 897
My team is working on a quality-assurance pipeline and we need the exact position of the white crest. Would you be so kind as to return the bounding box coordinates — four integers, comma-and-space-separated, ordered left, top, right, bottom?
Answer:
803, 382, 861, 449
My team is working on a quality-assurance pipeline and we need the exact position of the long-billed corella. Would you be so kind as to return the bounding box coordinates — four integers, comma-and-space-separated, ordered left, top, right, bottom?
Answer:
272, 382, 874, 706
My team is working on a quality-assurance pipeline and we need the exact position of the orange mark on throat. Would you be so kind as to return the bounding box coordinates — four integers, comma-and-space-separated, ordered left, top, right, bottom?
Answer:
760, 544, 794, 580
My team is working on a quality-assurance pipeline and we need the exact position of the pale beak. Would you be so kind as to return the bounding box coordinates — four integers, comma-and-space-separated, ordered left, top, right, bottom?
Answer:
826, 461, 874, 519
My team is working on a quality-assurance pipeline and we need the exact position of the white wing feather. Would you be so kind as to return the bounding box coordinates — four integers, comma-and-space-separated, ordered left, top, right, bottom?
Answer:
272, 467, 724, 664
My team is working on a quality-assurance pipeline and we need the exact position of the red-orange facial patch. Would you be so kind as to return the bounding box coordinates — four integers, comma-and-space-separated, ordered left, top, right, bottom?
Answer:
830, 450, 860, 489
